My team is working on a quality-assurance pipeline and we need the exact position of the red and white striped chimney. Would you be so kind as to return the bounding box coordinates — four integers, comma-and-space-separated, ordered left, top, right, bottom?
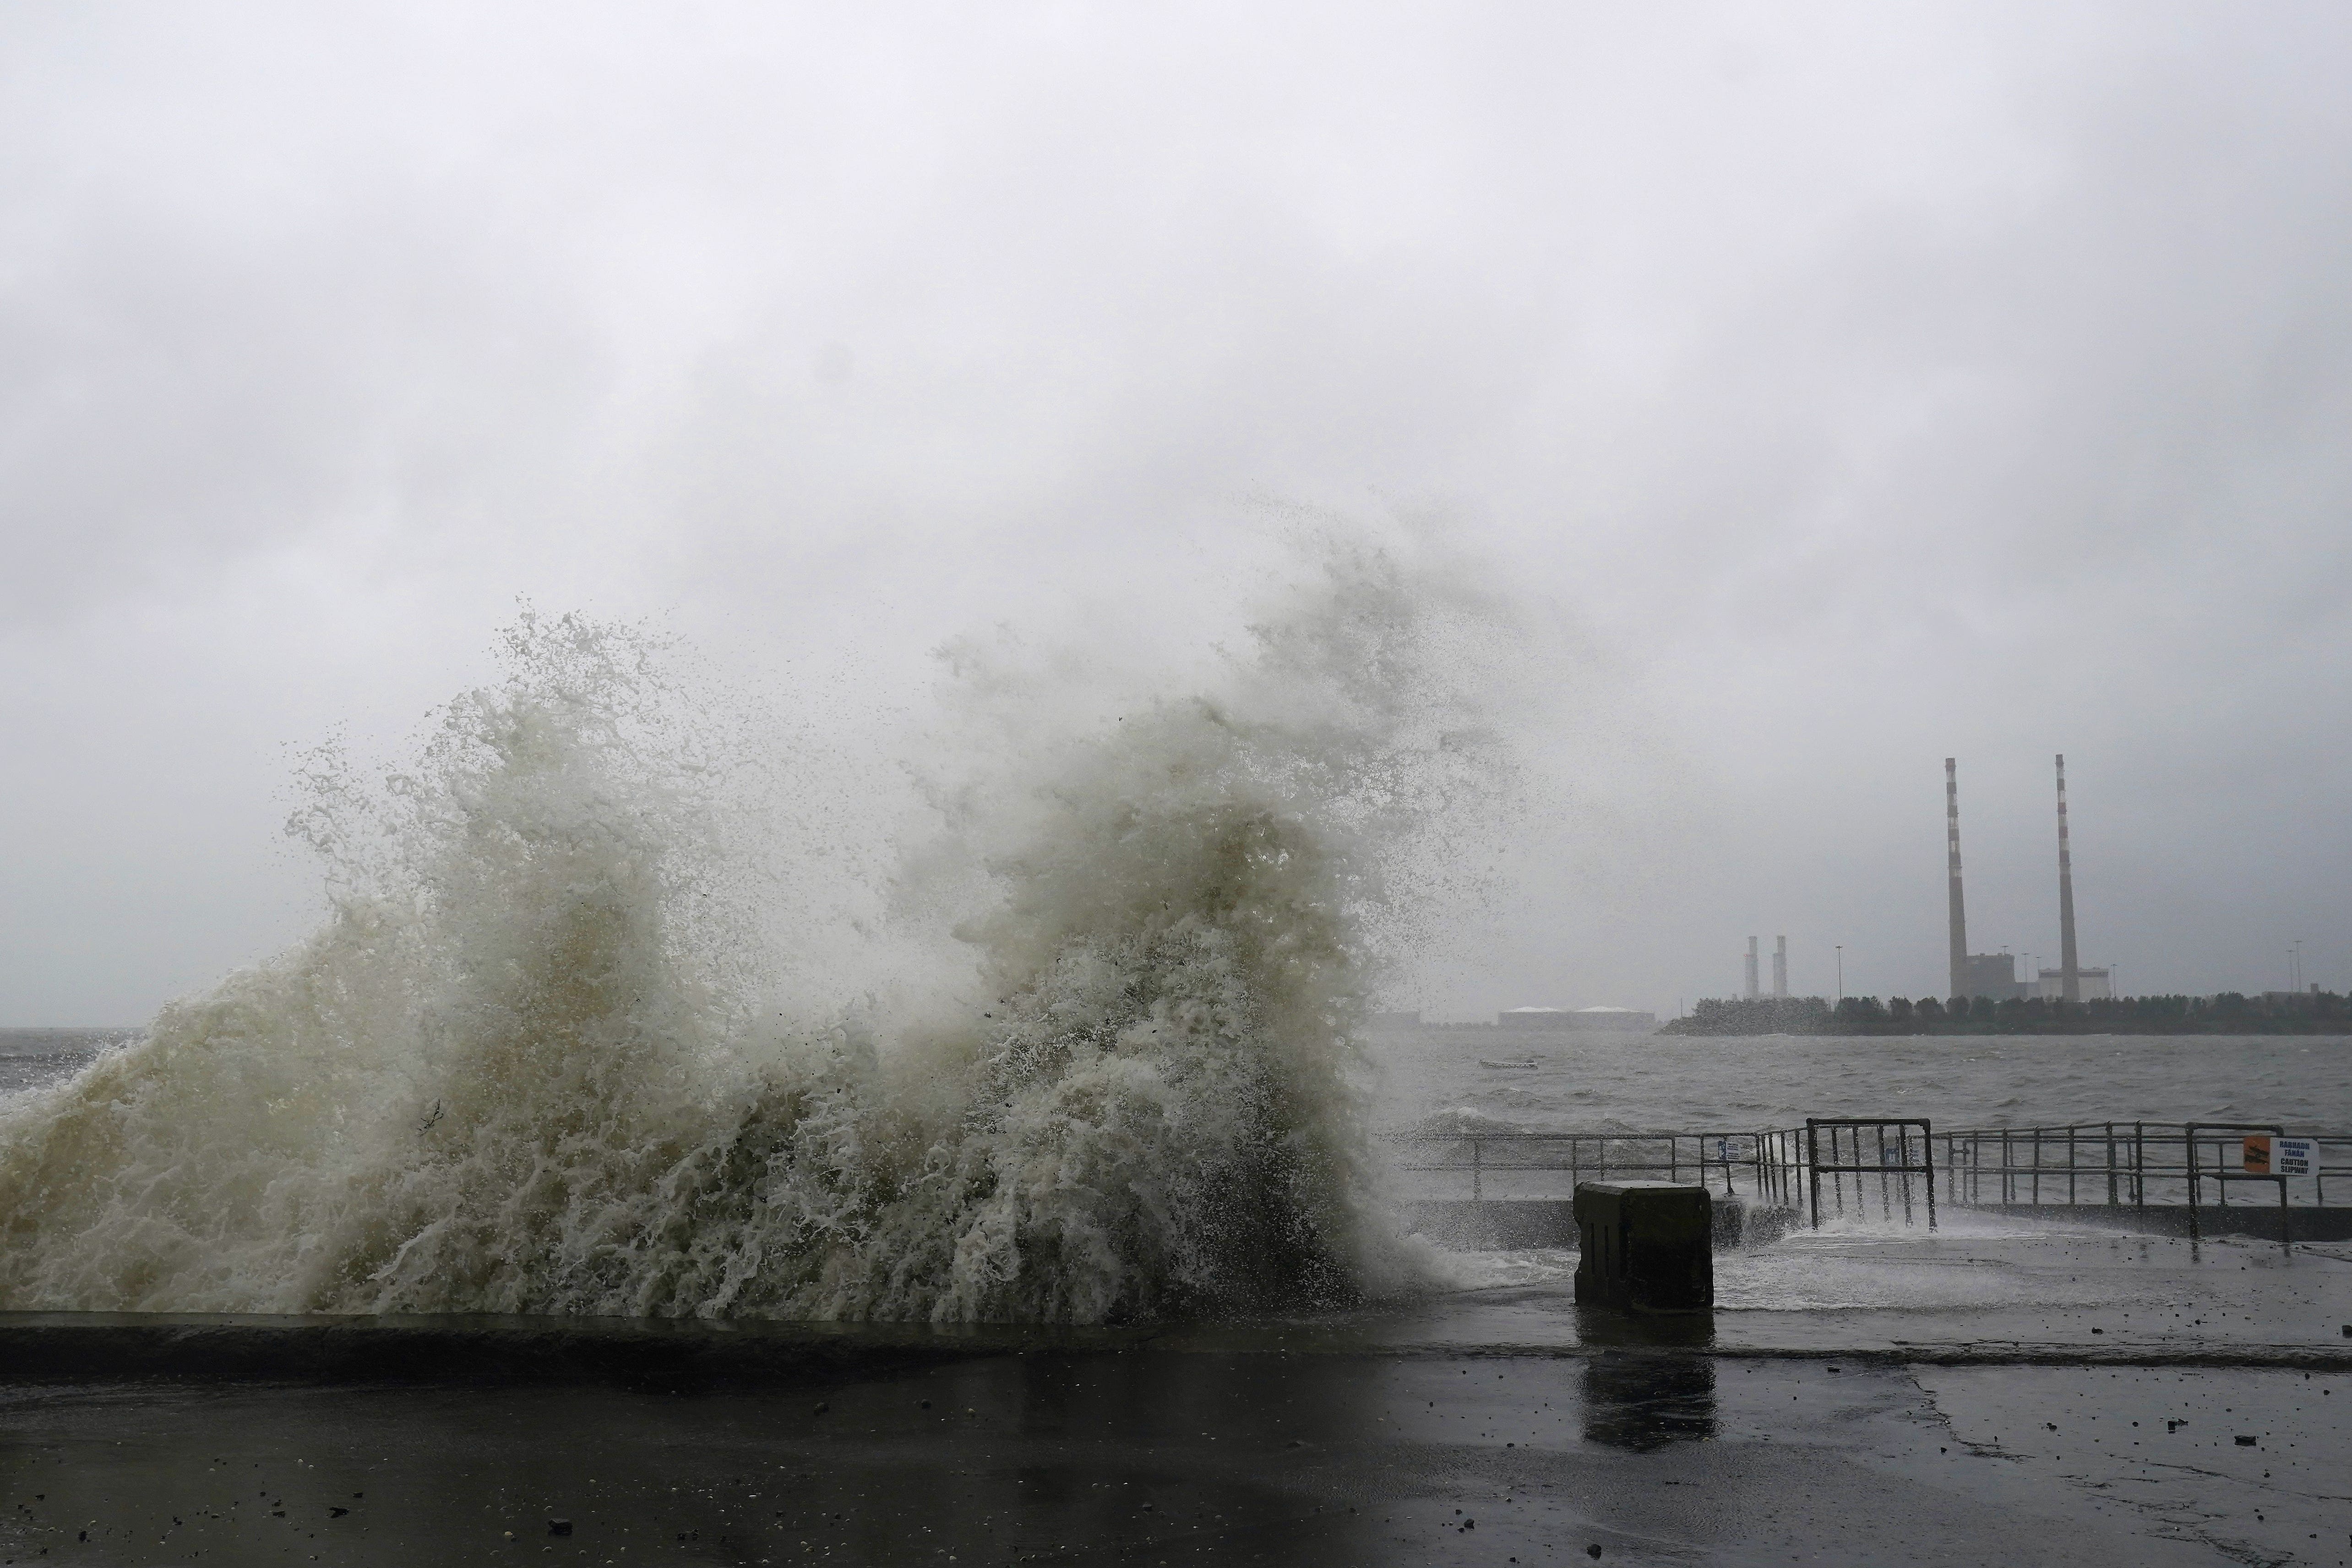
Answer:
1946, 758, 1968, 1002
2056, 754, 2080, 1003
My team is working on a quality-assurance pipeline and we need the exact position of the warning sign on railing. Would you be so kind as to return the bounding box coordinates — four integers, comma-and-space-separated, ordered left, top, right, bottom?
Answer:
2243, 1135, 2318, 1176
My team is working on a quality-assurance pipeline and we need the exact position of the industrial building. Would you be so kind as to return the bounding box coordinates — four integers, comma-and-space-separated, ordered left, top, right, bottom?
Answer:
2033, 967, 2111, 1001
1958, 952, 2025, 1002
1945, 755, 2101, 1002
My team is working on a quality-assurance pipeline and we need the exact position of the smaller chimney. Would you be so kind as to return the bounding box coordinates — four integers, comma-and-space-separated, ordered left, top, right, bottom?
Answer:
1773, 936, 1788, 997
1744, 936, 1760, 999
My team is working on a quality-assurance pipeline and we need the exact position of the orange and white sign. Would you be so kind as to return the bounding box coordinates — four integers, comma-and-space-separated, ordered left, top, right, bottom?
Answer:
2243, 1136, 2318, 1176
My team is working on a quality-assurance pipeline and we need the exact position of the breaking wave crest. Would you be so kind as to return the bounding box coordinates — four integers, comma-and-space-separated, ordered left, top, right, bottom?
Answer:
0, 550, 1502, 1323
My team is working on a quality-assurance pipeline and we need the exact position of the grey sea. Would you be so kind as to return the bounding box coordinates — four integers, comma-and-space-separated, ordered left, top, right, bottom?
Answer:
0, 1028, 133, 1099
8, 1026, 2347, 1134
1362, 1026, 2352, 1134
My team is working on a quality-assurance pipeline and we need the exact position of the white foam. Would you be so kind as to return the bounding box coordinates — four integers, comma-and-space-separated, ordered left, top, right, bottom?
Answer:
0, 555, 1507, 1324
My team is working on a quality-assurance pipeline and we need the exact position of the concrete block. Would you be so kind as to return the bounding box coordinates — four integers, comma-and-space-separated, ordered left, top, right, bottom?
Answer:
1574, 1181, 1713, 1313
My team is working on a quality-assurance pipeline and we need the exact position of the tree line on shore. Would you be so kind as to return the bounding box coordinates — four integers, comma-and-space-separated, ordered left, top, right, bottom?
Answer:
1659, 991, 2352, 1035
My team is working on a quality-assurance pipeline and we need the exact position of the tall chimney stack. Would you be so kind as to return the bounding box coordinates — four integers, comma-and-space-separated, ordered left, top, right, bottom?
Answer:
1946, 757, 1969, 1001
1744, 936, 1760, 999
1773, 936, 1788, 997
2056, 753, 2080, 1003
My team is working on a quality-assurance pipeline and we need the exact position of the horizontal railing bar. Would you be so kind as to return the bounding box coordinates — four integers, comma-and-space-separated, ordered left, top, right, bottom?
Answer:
1383, 1132, 1769, 1142
1805, 1117, 1931, 1127
1390, 1126, 2350, 1140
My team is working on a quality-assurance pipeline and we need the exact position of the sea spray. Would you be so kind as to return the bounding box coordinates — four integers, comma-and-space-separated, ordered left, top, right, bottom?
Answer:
0, 550, 1506, 1321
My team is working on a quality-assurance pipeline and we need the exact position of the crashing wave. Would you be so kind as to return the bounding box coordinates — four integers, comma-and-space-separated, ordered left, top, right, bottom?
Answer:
0, 547, 1506, 1323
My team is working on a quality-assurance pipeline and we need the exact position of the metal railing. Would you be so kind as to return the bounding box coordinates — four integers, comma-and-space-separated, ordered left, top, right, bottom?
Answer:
1388, 1123, 1917, 1222
1393, 1120, 2349, 1249
1930, 1122, 2349, 1244
1806, 1118, 1934, 1230
1391, 1130, 1765, 1202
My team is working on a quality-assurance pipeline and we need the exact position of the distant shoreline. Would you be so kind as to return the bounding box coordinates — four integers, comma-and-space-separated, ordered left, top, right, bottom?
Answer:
1659, 992, 2352, 1036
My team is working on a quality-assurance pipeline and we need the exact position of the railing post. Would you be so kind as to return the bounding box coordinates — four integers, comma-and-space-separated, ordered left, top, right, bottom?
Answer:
1807, 1122, 1821, 1230
1829, 1125, 1842, 1218
2186, 1126, 2200, 1241
1923, 1118, 1937, 1230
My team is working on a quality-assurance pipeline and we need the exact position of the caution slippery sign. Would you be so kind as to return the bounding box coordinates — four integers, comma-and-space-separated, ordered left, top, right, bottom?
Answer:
2242, 1135, 2317, 1176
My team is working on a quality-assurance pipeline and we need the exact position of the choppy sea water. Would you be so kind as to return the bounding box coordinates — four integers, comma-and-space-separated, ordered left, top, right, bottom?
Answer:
13, 1027, 2346, 1134
1363, 1028, 2352, 1134
0, 1030, 132, 1099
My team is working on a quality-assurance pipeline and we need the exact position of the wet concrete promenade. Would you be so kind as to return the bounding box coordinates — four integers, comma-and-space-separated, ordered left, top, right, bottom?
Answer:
2, 1226, 2347, 1567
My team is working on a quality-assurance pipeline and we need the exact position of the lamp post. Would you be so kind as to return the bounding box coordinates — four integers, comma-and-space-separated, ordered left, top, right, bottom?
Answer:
1835, 944, 1844, 1004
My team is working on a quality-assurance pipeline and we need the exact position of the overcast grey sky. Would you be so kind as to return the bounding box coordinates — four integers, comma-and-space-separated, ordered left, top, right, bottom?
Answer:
5, 1, 2350, 1024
